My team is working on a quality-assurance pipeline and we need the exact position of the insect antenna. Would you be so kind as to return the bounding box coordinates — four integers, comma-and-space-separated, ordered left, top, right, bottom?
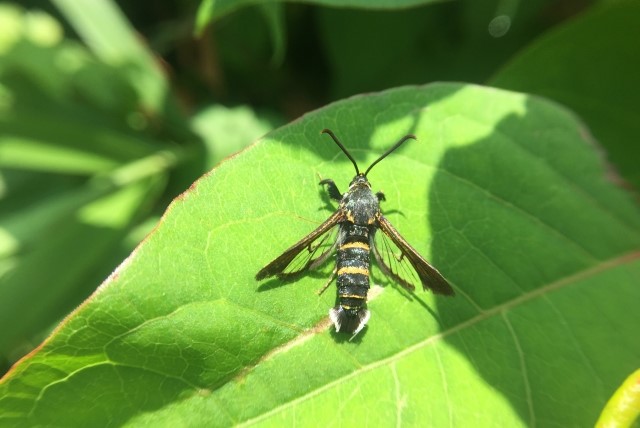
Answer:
321, 129, 360, 175
364, 134, 416, 176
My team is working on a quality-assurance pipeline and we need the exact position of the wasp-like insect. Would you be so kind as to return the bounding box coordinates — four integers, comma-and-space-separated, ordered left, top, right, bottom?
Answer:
256, 129, 454, 337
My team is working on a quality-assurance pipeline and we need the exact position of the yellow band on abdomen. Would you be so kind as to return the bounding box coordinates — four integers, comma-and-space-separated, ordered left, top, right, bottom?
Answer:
340, 293, 366, 299
337, 266, 369, 276
340, 241, 370, 251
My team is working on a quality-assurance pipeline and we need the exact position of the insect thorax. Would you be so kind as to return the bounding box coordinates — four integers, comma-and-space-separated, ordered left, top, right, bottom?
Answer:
341, 185, 379, 225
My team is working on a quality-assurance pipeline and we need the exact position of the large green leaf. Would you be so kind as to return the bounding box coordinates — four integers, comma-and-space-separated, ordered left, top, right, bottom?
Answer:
1, 83, 639, 426
490, 0, 640, 189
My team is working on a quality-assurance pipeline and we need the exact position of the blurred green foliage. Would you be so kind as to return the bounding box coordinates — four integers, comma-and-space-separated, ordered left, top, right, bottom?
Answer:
1, 0, 638, 385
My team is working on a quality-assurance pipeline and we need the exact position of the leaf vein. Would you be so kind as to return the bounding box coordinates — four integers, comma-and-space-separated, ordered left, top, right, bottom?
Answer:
502, 311, 535, 427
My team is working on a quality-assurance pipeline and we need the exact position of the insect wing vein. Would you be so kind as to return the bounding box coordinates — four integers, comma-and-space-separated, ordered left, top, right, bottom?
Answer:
374, 215, 454, 295
255, 210, 344, 281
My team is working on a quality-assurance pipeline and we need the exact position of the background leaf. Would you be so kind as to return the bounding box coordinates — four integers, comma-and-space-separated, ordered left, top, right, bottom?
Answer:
51, 0, 176, 118
490, 0, 640, 188
595, 369, 640, 428
317, 0, 560, 99
1, 83, 639, 427
190, 104, 278, 166
0, 3, 197, 365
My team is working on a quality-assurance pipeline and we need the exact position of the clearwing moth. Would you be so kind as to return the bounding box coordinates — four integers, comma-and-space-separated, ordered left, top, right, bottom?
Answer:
256, 129, 454, 337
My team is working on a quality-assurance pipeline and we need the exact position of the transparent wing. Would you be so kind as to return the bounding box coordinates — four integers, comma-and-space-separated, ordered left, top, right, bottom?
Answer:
256, 210, 343, 281
277, 223, 340, 279
372, 214, 454, 295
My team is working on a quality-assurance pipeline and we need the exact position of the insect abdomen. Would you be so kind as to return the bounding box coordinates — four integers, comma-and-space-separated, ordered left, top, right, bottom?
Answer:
329, 224, 371, 335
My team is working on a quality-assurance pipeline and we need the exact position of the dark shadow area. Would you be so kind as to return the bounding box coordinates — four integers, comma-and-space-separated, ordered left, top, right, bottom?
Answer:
317, 185, 339, 212
426, 95, 636, 425
427, 102, 547, 423
256, 268, 330, 293
379, 208, 405, 217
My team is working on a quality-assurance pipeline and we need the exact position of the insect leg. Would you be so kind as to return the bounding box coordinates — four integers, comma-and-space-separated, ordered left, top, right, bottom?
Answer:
319, 179, 343, 201
316, 268, 336, 295
376, 191, 386, 202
